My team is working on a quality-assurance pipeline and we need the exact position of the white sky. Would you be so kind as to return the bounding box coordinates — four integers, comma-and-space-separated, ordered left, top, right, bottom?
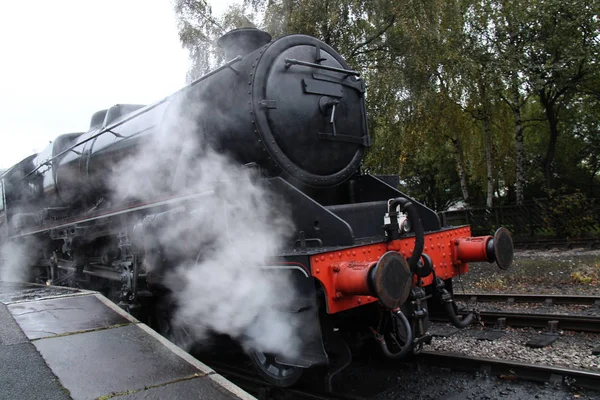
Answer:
0, 0, 236, 170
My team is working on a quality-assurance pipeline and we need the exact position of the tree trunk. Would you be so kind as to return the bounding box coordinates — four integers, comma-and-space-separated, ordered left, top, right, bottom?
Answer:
484, 116, 494, 209
507, 25, 526, 206
512, 86, 525, 206
450, 137, 469, 206
479, 77, 494, 209
540, 90, 559, 191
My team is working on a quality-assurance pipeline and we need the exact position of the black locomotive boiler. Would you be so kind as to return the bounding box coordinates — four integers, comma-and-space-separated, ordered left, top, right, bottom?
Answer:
0, 28, 514, 387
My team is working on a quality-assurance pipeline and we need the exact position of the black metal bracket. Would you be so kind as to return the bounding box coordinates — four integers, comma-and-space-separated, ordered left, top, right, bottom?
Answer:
314, 44, 327, 64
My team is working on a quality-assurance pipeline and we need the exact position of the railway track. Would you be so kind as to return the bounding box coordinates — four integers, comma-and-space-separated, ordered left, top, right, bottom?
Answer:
210, 350, 600, 398
513, 238, 600, 250
463, 311, 600, 332
449, 293, 600, 332
454, 293, 600, 305
197, 292, 600, 398
200, 340, 600, 399
417, 351, 600, 391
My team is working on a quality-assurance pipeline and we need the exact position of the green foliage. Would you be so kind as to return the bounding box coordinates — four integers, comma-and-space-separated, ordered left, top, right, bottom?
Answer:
174, 0, 259, 80
542, 189, 597, 238
520, 0, 600, 190
174, 0, 600, 211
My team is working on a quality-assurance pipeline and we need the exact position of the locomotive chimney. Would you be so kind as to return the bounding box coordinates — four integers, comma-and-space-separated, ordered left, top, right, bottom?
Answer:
217, 28, 272, 60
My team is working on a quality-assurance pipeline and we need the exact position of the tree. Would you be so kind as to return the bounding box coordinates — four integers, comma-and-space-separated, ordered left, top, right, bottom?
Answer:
175, 0, 259, 80
174, 0, 600, 210
523, 0, 600, 190
484, 0, 534, 205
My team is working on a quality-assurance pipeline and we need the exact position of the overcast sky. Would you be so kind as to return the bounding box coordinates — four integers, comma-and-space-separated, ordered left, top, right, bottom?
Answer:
0, 0, 235, 170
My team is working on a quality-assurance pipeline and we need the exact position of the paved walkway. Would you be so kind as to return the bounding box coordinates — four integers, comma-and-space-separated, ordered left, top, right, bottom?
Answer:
0, 282, 255, 400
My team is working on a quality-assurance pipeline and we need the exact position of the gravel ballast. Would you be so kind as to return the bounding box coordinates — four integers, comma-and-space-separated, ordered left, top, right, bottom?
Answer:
429, 323, 600, 372
458, 249, 600, 296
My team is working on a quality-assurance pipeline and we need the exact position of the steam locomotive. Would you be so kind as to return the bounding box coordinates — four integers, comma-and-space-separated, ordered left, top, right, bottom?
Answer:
0, 28, 513, 387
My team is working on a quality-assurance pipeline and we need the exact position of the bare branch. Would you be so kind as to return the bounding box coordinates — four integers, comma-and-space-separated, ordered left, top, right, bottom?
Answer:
349, 16, 396, 59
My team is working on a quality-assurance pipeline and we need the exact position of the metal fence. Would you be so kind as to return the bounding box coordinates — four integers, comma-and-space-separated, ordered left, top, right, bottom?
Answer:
438, 201, 600, 239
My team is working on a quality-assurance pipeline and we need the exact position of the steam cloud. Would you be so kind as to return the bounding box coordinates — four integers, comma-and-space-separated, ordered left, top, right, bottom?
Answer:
0, 241, 29, 282
111, 94, 304, 357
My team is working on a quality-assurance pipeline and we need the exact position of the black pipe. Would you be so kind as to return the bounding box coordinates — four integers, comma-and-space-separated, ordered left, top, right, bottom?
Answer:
433, 274, 475, 329
388, 197, 424, 270
444, 301, 475, 328
375, 310, 414, 359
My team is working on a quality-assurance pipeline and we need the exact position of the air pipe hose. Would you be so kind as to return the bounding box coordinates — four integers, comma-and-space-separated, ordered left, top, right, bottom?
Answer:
389, 198, 474, 330
444, 301, 475, 328
375, 310, 414, 359
387, 197, 424, 271
374, 197, 423, 358
434, 273, 476, 329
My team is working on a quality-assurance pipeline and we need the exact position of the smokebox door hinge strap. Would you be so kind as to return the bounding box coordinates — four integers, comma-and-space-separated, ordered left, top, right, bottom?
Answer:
259, 100, 278, 109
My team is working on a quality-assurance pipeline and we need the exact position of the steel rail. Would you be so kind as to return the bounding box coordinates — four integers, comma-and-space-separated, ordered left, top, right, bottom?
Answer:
454, 293, 600, 306
431, 311, 600, 333
418, 351, 600, 391
436, 293, 600, 332
470, 310, 600, 332
514, 238, 600, 250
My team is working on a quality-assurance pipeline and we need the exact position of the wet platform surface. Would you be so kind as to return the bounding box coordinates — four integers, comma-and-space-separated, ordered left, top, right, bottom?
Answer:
9, 294, 129, 339
0, 282, 254, 400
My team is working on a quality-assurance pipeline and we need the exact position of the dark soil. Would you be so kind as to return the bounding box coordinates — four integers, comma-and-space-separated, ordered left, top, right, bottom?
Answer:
456, 249, 600, 295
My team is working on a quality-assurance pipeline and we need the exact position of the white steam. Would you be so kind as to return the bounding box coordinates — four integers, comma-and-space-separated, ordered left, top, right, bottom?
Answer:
111, 94, 303, 357
0, 241, 29, 282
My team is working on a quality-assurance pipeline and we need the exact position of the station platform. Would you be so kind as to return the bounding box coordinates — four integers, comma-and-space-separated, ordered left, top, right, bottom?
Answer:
0, 282, 256, 400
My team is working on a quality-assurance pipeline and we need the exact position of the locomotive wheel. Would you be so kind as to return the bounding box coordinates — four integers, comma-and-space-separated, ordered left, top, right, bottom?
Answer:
248, 350, 304, 387
153, 296, 193, 348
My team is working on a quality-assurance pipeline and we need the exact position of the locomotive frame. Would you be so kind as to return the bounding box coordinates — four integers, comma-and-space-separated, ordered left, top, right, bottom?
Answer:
0, 28, 514, 388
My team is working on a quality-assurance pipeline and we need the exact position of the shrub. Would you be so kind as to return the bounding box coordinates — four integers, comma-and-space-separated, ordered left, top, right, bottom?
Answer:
542, 189, 596, 238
